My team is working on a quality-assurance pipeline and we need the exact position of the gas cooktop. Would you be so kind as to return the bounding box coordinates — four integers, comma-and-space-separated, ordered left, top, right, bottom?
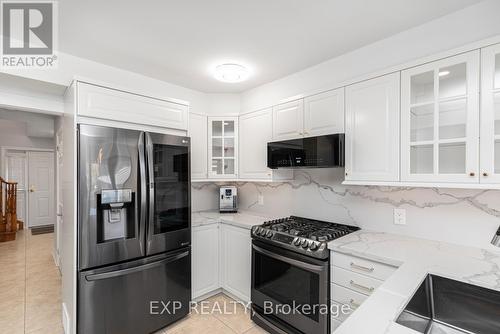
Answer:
251, 216, 359, 259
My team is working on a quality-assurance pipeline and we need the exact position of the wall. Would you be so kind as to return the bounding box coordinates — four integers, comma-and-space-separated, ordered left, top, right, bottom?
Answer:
241, 0, 500, 112
1, 51, 211, 115
192, 168, 500, 251
0, 119, 54, 149
206, 94, 241, 115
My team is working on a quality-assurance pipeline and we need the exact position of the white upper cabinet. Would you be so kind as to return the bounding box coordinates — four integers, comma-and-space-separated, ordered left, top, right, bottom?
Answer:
401, 51, 480, 183
239, 109, 294, 180
208, 117, 238, 178
304, 88, 345, 136
480, 43, 500, 184
77, 82, 188, 130
189, 113, 208, 179
272, 99, 304, 140
239, 109, 273, 179
345, 73, 400, 182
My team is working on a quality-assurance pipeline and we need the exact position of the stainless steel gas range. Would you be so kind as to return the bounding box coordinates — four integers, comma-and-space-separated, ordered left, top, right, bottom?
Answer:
251, 216, 359, 334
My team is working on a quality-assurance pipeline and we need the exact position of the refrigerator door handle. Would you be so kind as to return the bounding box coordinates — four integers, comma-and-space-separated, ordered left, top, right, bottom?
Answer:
85, 250, 190, 282
138, 132, 147, 253
145, 132, 155, 254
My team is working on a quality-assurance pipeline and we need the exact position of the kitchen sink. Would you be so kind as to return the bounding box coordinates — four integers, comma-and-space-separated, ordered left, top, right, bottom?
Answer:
396, 274, 500, 334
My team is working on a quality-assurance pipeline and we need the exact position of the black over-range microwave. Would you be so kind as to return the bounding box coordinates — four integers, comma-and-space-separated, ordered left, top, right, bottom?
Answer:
267, 133, 345, 169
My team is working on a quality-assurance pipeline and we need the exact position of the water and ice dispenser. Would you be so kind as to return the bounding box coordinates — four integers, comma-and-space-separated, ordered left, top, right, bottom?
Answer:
96, 189, 135, 242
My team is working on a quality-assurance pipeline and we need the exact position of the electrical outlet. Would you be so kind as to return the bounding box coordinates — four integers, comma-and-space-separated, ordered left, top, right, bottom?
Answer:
394, 208, 406, 225
258, 194, 264, 205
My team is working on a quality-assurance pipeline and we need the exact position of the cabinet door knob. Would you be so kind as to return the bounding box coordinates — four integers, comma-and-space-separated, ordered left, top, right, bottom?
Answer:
483, 172, 489, 177
469, 172, 475, 177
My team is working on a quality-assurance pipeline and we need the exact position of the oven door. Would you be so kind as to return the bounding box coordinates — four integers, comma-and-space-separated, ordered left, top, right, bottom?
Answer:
251, 240, 329, 334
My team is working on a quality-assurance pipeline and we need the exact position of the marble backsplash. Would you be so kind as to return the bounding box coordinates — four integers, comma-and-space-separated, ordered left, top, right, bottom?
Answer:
192, 168, 500, 251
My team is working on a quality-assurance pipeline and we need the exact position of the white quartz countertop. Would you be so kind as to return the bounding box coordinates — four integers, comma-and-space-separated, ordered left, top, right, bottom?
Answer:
328, 231, 500, 334
192, 210, 278, 230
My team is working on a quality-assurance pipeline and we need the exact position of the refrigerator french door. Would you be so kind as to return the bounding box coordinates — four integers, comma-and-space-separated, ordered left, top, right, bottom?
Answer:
78, 124, 191, 269
78, 124, 191, 334
145, 132, 191, 256
78, 125, 145, 270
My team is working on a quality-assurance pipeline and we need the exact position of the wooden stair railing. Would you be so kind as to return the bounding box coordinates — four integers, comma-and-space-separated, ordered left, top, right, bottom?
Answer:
0, 177, 21, 242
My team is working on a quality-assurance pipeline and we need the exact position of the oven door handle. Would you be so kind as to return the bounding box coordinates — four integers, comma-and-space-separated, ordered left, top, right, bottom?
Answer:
253, 245, 326, 272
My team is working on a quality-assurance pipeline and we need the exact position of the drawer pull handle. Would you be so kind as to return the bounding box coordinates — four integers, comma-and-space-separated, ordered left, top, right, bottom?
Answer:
349, 299, 360, 309
350, 280, 375, 293
350, 262, 374, 272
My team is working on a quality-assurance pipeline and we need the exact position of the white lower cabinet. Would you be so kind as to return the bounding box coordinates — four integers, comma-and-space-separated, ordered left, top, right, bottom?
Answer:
192, 224, 220, 299
192, 222, 251, 302
220, 224, 252, 302
330, 251, 397, 332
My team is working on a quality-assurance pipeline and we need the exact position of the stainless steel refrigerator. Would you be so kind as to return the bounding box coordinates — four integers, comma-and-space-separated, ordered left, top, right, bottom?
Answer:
77, 124, 191, 334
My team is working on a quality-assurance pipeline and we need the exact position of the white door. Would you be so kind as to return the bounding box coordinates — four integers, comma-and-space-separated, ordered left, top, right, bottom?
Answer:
401, 51, 480, 183
304, 88, 345, 136
28, 151, 55, 227
189, 113, 208, 179
239, 108, 273, 179
272, 99, 304, 140
220, 224, 251, 302
345, 73, 400, 182
6, 152, 27, 223
192, 224, 220, 299
480, 43, 500, 183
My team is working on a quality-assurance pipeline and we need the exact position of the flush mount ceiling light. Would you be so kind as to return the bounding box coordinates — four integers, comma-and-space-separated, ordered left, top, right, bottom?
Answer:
438, 70, 450, 77
214, 63, 250, 83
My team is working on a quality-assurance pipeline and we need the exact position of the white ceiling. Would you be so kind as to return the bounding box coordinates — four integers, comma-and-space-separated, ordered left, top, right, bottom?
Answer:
59, 0, 483, 93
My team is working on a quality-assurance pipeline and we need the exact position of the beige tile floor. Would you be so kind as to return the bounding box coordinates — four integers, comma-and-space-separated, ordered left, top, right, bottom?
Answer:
1, 230, 268, 334
0, 230, 63, 334
157, 294, 269, 334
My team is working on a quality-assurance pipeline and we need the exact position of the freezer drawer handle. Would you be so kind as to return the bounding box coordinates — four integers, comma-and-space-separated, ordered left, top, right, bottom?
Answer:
85, 251, 189, 282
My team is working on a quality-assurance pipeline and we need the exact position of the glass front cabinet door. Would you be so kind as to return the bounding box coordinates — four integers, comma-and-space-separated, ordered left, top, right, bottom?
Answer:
208, 117, 238, 178
401, 51, 480, 183
480, 43, 500, 184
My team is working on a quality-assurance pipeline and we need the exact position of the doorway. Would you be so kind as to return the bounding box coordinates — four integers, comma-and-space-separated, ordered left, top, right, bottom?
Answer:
3, 148, 55, 228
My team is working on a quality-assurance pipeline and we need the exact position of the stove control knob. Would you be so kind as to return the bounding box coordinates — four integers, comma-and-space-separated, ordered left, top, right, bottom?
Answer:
261, 229, 268, 237
266, 231, 273, 238
253, 227, 260, 235
309, 242, 319, 251
301, 240, 309, 248
294, 238, 302, 246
